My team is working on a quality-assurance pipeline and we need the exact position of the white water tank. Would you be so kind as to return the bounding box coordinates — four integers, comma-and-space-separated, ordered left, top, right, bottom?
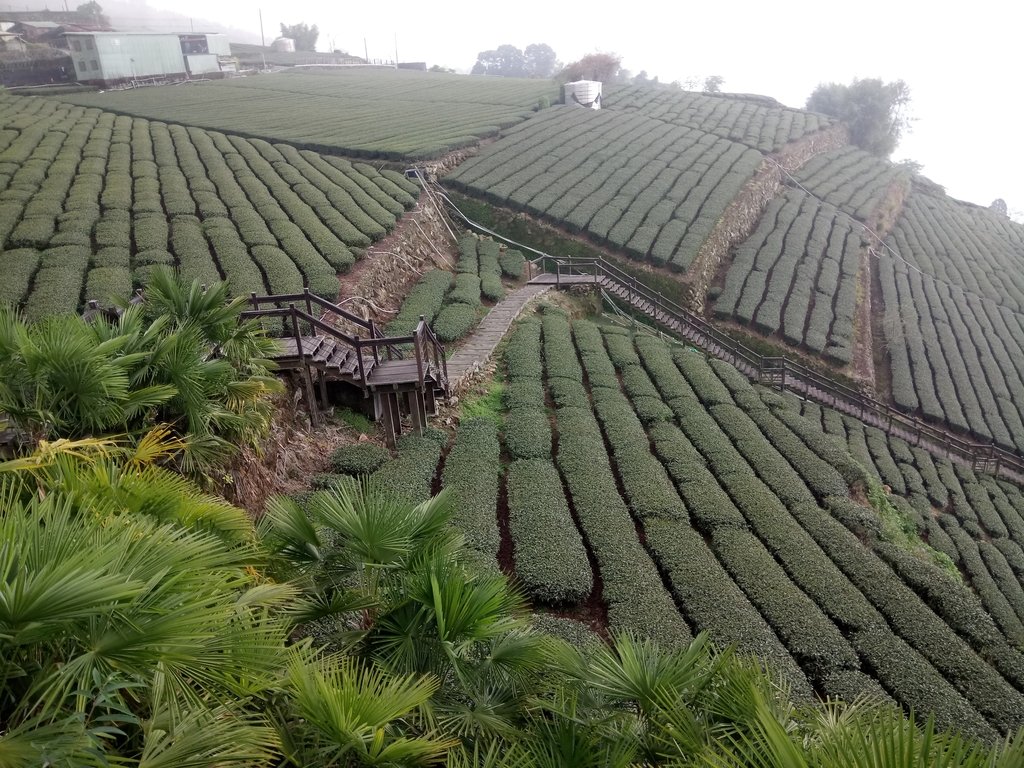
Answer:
564, 80, 602, 109
270, 36, 295, 53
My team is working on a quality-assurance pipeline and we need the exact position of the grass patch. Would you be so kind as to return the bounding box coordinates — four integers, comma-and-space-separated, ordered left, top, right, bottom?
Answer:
334, 408, 375, 435
865, 475, 961, 581
460, 378, 505, 427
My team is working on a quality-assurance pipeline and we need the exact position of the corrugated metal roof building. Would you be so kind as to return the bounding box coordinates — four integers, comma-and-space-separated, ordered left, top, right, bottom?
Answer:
65, 32, 186, 85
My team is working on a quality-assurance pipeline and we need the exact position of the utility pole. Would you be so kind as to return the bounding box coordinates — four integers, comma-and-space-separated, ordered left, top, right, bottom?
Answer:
258, 8, 265, 48
394, 32, 398, 67
363, 37, 368, 64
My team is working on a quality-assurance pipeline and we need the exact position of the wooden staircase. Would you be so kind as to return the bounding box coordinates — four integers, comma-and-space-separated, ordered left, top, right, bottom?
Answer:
528, 256, 1024, 484
243, 290, 449, 447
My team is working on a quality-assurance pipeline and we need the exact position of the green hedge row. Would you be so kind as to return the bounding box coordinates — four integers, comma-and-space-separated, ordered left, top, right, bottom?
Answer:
477, 239, 505, 301
743, 406, 850, 499
573, 321, 618, 389
963, 481, 1010, 539
771, 406, 866, 486
503, 317, 552, 459
601, 332, 642, 370
441, 418, 501, 561
505, 318, 542, 380
850, 625, 994, 738
433, 303, 478, 343
590, 390, 688, 522
506, 459, 591, 604
876, 541, 1024, 690
644, 517, 813, 699
330, 443, 390, 476
555, 405, 691, 648
672, 347, 734, 407
498, 248, 526, 279
448, 273, 482, 307
635, 335, 698, 400
669, 397, 759, 482
910, 446, 949, 509
456, 234, 478, 274
542, 309, 583, 382
386, 270, 451, 336
787, 500, 1024, 734
942, 520, 1024, 647
863, 426, 907, 495
370, 428, 446, 506
711, 526, 860, 680
982, 479, 1024, 545
0, 248, 40, 306
504, 408, 551, 460
727, 485, 880, 634
706, 402, 817, 508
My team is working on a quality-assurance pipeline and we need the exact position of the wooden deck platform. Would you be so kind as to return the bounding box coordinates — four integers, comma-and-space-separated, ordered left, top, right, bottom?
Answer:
366, 359, 437, 389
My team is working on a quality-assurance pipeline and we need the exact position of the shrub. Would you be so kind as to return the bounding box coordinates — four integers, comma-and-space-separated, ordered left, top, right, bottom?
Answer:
370, 429, 446, 505
555, 405, 691, 648
330, 443, 390, 476
480, 273, 505, 301
441, 418, 500, 559
789, 501, 1024, 733
503, 380, 545, 410
447, 273, 482, 306
506, 459, 591, 604
504, 407, 552, 460
504, 318, 542, 379
645, 517, 812, 699
84, 266, 131, 306
498, 248, 526, 278
0, 248, 40, 306
433, 302, 478, 342
386, 270, 451, 336
850, 626, 994, 739
711, 526, 860, 680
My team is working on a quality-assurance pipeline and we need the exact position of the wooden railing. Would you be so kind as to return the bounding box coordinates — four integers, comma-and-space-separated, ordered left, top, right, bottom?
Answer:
240, 290, 447, 391
532, 254, 1024, 480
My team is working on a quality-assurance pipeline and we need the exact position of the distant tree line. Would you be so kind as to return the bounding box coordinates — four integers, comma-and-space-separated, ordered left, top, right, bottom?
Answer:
280, 21, 319, 52
471, 44, 559, 78
806, 78, 912, 157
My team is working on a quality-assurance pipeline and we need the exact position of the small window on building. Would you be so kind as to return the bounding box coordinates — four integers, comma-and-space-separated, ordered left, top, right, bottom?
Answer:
85, 38, 94, 50
90, 59, 98, 71
72, 39, 81, 51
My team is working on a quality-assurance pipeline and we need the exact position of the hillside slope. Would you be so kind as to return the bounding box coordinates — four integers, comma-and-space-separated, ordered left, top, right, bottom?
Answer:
0, 93, 419, 317
419, 307, 1024, 740
57, 69, 558, 160
442, 85, 1024, 455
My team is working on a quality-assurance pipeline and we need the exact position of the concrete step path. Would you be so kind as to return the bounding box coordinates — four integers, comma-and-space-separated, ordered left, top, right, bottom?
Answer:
446, 283, 552, 391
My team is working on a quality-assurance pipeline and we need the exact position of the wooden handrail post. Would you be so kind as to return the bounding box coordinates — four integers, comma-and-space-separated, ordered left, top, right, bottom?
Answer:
355, 336, 367, 389
288, 303, 302, 354
369, 318, 381, 364
415, 318, 425, 385
303, 286, 313, 318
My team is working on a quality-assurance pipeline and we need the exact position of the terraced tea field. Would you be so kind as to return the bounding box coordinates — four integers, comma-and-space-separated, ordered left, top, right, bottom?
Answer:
58, 68, 558, 160
713, 188, 861, 363
447, 106, 764, 271
879, 188, 1024, 452
0, 94, 418, 317
602, 85, 838, 152
370, 308, 1024, 740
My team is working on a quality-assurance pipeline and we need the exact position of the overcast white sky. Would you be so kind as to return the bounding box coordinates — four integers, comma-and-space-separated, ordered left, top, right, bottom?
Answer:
126, 0, 1024, 213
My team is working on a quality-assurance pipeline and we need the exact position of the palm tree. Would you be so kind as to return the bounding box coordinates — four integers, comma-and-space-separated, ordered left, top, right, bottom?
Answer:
262, 481, 554, 754
0, 268, 282, 476
0, 434, 291, 766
